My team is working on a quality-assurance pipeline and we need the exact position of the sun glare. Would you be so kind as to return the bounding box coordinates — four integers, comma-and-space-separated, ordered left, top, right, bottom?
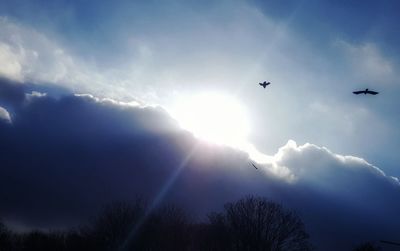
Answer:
170, 93, 250, 148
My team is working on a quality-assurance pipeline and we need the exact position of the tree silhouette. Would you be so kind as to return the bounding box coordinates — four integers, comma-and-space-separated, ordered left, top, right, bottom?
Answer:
207, 196, 311, 251
353, 242, 381, 251
135, 205, 192, 251
0, 221, 13, 251
82, 201, 192, 251
20, 231, 65, 251
82, 201, 145, 251
0, 197, 313, 250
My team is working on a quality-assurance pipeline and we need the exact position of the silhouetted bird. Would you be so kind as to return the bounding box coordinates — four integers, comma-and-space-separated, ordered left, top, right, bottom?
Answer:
259, 81, 271, 88
251, 162, 258, 169
353, 88, 379, 95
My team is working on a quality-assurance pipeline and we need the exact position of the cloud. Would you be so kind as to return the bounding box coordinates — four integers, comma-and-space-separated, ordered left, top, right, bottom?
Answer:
0, 106, 11, 123
268, 139, 399, 184
0, 41, 22, 82
0, 2, 326, 105
0, 81, 399, 250
0, 77, 25, 109
336, 40, 397, 85
0, 85, 186, 228
260, 140, 400, 249
25, 91, 47, 101
0, 17, 106, 93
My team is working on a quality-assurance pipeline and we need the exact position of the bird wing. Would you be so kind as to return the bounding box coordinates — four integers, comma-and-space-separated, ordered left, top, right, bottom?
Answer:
366, 90, 378, 95
353, 91, 363, 94
251, 163, 258, 169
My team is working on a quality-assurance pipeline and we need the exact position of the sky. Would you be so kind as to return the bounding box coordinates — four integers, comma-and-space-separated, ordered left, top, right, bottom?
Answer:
0, 0, 400, 250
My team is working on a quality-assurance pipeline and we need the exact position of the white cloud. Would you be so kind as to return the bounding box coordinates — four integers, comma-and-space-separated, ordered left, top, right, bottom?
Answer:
74, 93, 141, 107
0, 41, 23, 81
257, 141, 400, 250
253, 140, 399, 186
0, 17, 106, 92
26, 91, 47, 99
0, 106, 11, 123
336, 40, 397, 84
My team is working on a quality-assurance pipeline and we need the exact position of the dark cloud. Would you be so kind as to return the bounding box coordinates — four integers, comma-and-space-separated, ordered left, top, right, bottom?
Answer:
0, 77, 25, 110
0, 82, 256, 228
0, 81, 399, 250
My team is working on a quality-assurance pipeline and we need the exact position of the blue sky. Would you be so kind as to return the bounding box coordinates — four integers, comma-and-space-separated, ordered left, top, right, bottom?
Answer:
0, 1, 400, 249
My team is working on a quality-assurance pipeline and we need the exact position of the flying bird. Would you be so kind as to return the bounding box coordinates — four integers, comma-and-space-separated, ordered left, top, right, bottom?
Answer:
353, 88, 379, 95
259, 81, 271, 88
251, 162, 258, 169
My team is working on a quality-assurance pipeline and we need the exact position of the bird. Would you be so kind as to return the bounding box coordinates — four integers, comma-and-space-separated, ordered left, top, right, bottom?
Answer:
353, 88, 379, 95
259, 81, 271, 88
251, 162, 258, 169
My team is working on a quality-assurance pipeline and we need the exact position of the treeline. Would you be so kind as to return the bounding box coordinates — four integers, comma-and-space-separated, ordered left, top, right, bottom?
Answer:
0, 196, 313, 251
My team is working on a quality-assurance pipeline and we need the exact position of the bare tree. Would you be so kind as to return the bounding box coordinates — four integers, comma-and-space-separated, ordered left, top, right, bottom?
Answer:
83, 201, 145, 251
136, 204, 192, 251
207, 196, 312, 251
83, 200, 192, 251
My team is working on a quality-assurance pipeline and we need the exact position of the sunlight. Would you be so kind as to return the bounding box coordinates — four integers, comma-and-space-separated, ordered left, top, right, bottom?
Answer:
170, 92, 250, 148
169, 92, 281, 175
